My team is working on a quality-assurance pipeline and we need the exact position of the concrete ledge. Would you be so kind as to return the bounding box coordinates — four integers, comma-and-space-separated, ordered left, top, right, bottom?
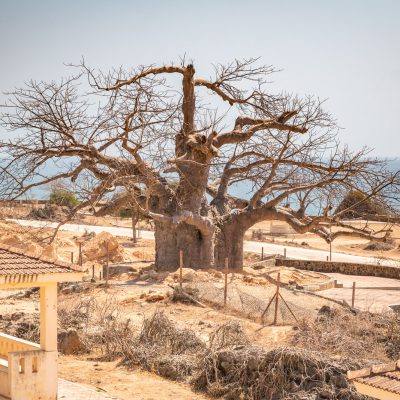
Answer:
276, 259, 400, 280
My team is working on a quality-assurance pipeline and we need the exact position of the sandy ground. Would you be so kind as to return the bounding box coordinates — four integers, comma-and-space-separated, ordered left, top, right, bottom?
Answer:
1, 214, 400, 399
10, 218, 400, 266
250, 220, 400, 262
0, 278, 295, 400
2, 203, 400, 262
58, 357, 209, 400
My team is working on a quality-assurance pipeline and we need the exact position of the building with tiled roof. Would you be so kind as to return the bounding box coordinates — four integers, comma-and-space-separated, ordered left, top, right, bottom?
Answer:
348, 361, 400, 399
0, 244, 83, 400
0, 244, 82, 286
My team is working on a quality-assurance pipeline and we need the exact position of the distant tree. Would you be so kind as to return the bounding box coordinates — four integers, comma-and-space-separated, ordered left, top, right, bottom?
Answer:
1, 59, 399, 270
118, 207, 134, 219
335, 190, 386, 218
49, 187, 80, 209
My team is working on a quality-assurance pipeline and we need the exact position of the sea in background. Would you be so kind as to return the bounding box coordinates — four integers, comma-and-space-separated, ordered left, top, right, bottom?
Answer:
21, 159, 400, 204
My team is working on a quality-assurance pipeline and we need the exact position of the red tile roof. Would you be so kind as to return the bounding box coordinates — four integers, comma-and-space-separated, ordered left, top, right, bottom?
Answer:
0, 244, 82, 276
348, 361, 400, 396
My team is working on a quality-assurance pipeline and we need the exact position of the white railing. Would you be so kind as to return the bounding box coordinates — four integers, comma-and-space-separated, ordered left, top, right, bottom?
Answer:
0, 333, 41, 399
0, 333, 39, 359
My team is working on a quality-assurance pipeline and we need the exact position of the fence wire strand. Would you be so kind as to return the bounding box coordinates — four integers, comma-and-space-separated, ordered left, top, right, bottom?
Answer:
183, 279, 337, 325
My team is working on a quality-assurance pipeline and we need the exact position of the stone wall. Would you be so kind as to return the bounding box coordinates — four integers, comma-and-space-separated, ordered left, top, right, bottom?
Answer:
275, 258, 400, 280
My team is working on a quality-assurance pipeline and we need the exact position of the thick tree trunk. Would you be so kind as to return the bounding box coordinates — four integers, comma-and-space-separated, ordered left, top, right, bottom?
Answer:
154, 221, 214, 271
154, 64, 219, 271
154, 221, 178, 269
214, 222, 246, 272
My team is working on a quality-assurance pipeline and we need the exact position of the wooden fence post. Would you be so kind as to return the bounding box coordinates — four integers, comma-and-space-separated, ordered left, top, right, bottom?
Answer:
273, 273, 281, 325
283, 248, 287, 259
78, 242, 82, 266
351, 281, 356, 308
179, 250, 183, 290
224, 258, 228, 307
106, 241, 109, 287
261, 247, 264, 261
92, 265, 95, 280
70, 252, 74, 264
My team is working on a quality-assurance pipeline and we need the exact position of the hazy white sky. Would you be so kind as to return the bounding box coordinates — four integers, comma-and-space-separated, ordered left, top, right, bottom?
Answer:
1, 0, 399, 156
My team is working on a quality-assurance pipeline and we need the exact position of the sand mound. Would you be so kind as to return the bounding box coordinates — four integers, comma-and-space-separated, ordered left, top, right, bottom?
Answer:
41, 243, 58, 258
82, 232, 125, 263
266, 267, 330, 286
0, 232, 43, 256
165, 268, 223, 284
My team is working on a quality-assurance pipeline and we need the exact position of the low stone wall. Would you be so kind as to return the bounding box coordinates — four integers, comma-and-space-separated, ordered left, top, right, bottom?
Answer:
275, 258, 400, 280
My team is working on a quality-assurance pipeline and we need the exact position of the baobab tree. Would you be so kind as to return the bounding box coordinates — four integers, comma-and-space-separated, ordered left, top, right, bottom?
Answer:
1, 59, 398, 270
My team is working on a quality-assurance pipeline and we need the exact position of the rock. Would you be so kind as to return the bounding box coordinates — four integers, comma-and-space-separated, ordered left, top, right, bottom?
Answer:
140, 290, 165, 302
58, 329, 84, 355
318, 305, 333, 315
108, 265, 137, 276
22, 288, 39, 298
82, 231, 124, 263
83, 231, 96, 240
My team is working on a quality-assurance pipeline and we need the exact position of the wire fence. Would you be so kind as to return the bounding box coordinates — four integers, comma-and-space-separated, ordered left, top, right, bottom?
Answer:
182, 275, 337, 326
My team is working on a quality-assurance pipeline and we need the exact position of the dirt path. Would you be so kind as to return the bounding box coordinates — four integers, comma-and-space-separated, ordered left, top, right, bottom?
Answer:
11, 219, 400, 266
58, 356, 209, 400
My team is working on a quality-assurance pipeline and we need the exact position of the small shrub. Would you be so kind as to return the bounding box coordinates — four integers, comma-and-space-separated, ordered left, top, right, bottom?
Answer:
49, 188, 79, 209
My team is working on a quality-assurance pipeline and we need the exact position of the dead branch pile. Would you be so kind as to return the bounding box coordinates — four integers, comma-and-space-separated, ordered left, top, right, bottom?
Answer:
58, 294, 136, 358
118, 312, 365, 399
364, 240, 396, 251
121, 311, 205, 380
292, 305, 400, 362
0, 312, 39, 343
209, 320, 250, 350
0, 292, 136, 357
27, 204, 76, 221
192, 346, 367, 400
0, 295, 375, 399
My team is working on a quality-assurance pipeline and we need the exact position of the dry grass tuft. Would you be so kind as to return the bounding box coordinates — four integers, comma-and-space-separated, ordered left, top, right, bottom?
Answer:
209, 320, 249, 351
292, 306, 400, 362
58, 294, 136, 359
121, 310, 205, 380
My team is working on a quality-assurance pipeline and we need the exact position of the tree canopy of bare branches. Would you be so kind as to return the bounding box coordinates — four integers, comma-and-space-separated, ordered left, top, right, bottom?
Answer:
1, 58, 399, 270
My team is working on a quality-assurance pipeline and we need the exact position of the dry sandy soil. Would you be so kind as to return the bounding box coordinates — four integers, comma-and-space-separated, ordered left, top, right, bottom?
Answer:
58, 356, 209, 400
0, 218, 332, 399
1, 273, 297, 399
2, 203, 400, 262
1, 210, 399, 399
250, 219, 400, 262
